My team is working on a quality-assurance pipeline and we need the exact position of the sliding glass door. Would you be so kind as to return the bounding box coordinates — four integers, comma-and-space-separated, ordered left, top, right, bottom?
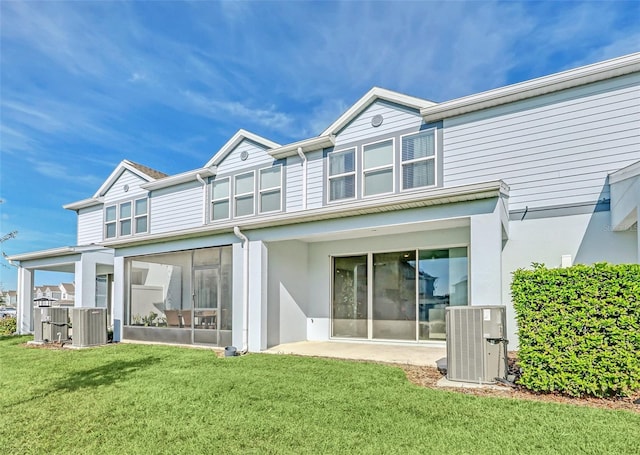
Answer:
331, 247, 468, 341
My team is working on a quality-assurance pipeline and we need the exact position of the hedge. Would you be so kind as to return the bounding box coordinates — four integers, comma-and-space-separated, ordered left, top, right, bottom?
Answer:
512, 262, 640, 398
0, 316, 17, 336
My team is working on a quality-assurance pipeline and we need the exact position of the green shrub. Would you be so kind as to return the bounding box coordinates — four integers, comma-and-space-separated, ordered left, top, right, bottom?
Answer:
512, 262, 640, 398
0, 316, 17, 335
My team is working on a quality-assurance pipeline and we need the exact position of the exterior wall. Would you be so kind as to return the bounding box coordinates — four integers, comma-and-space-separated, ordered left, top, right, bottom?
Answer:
501, 210, 638, 348
333, 100, 423, 147
305, 150, 324, 209
216, 139, 275, 176
285, 155, 303, 212
266, 240, 309, 347
150, 181, 204, 234
444, 74, 640, 211
77, 205, 104, 245
103, 170, 148, 204
306, 227, 470, 342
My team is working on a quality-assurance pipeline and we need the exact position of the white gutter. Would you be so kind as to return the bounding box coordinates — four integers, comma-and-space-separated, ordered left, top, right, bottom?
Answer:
233, 226, 250, 354
296, 146, 308, 210
196, 173, 207, 225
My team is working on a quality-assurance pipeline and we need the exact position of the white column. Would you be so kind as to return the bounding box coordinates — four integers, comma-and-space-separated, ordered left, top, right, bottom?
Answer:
231, 243, 245, 349
16, 267, 33, 334
247, 240, 268, 352
75, 255, 97, 307
112, 256, 125, 342
470, 202, 503, 306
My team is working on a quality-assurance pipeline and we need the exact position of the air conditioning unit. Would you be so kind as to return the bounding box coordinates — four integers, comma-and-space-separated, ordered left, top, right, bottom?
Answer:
33, 307, 70, 342
72, 308, 107, 347
446, 306, 507, 383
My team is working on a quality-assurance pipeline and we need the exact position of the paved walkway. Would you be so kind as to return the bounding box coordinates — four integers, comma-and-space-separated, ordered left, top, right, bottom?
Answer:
264, 340, 447, 367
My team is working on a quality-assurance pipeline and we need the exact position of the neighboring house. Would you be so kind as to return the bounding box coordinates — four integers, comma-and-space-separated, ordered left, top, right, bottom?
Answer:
9, 53, 640, 351
1, 290, 17, 306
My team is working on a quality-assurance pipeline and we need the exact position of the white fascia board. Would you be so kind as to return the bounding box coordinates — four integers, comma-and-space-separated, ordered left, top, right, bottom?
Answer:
93, 159, 158, 198
63, 197, 104, 211
609, 160, 640, 185
141, 167, 217, 190
7, 245, 113, 262
321, 87, 436, 136
205, 129, 281, 167
100, 180, 508, 248
421, 52, 640, 122
268, 135, 336, 159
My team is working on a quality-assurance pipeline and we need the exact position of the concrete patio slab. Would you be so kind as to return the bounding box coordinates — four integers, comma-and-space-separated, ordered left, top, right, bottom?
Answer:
264, 341, 446, 367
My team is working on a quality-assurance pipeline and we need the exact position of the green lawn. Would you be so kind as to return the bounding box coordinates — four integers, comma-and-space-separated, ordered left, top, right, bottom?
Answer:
1, 336, 638, 454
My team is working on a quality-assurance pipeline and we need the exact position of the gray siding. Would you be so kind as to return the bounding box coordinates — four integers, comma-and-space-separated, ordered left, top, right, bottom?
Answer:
306, 150, 324, 209
443, 74, 640, 211
285, 155, 303, 212
150, 181, 204, 234
333, 100, 423, 147
103, 170, 148, 204
216, 139, 276, 176
77, 205, 103, 245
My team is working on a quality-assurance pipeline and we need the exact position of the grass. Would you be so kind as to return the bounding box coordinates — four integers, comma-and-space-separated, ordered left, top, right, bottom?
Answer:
1, 336, 639, 454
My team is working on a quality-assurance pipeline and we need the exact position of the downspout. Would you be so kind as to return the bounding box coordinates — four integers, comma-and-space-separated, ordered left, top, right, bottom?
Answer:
233, 226, 250, 353
296, 146, 307, 210
196, 174, 207, 225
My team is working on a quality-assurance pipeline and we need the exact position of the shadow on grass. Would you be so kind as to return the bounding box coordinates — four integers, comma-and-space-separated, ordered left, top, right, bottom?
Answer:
2, 356, 160, 409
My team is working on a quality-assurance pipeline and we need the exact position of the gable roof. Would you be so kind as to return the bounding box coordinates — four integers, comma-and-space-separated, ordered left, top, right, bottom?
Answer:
321, 87, 436, 136
205, 129, 281, 168
93, 159, 167, 198
421, 52, 640, 122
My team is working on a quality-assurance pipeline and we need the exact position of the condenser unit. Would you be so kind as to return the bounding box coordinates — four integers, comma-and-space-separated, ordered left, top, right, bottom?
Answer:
72, 308, 107, 347
33, 307, 70, 343
446, 306, 507, 383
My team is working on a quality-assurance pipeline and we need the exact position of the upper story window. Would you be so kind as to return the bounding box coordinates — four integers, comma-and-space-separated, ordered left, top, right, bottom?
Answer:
211, 177, 230, 221
234, 171, 255, 217
363, 139, 394, 197
401, 130, 435, 190
328, 148, 356, 202
105, 197, 148, 239
259, 166, 282, 213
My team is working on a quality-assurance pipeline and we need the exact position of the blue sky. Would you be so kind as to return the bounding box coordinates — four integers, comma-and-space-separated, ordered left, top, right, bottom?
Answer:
1, 0, 639, 288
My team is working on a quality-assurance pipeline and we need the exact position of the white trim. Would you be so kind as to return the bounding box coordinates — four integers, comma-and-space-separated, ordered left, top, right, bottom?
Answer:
269, 135, 336, 159
609, 160, 640, 184
63, 197, 104, 211
327, 147, 358, 203
322, 87, 436, 136
205, 129, 280, 168
93, 160, 159, 198
7, 245, 112, 262
399, 129, 438, 191
421, 52, 640, 122
362, 137, 395, 198
141, 167, 216, 190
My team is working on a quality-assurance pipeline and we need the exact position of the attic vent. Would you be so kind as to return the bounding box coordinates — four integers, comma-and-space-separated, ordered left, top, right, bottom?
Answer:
371, 114, 384, 127
240, 151, 249, 161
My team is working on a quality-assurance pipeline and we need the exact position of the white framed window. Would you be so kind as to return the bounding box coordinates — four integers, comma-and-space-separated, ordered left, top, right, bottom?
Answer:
259, 165, 282, 213
134, 198, 148, 234
328, 148, 356, 202
105, 205, 117, 239
211, 177, 230, 221
362, 139, 394, 197
119, 202, 132, 236
401, 130, 436, 190
234, 171, 255, 217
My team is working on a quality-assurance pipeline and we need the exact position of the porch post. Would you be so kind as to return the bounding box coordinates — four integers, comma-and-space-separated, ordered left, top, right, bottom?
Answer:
469, 201, 503, 306
247, 240, 268, 352
16, 267, 33, 334
112, 256, 125, 342
75, 255, 97, 307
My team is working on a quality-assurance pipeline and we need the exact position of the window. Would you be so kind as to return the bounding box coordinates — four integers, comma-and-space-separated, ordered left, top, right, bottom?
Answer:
363, 139, 394, 196
401, 130, 436, 190
328, 148, 356, 201
234, 171, 255, 217
105, 205, 117, 238
259, 166, 282, 213
105, 198, 148, 239
120, 202, 132, 236
134, 198, 148, 234
211, 178, 230, 221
